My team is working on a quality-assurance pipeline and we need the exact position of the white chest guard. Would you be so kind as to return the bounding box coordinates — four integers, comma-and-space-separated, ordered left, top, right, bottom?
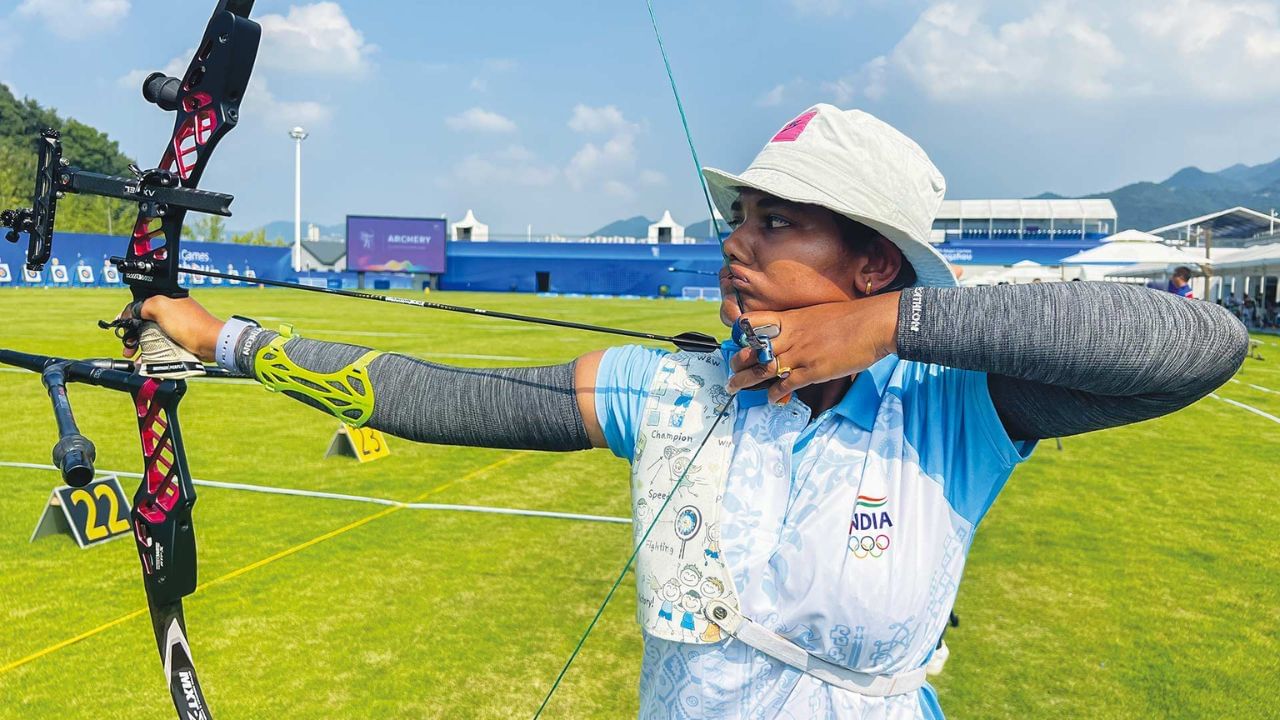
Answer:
631, 351, 739, 645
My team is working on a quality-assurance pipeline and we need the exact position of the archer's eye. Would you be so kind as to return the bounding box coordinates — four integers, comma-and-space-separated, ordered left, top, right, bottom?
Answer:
767, 215, 791, 229
727, 216, 744, 229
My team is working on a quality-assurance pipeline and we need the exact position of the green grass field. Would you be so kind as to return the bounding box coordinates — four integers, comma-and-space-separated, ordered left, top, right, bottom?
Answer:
0, 288, 1275, 719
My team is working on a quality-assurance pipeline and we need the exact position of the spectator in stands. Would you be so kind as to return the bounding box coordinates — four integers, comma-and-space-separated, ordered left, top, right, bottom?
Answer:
1166, 267, 1193, 299
121, 104, 1249, 720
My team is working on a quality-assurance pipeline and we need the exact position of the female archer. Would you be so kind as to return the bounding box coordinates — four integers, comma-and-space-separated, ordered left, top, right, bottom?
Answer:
125, 105, 1247, 719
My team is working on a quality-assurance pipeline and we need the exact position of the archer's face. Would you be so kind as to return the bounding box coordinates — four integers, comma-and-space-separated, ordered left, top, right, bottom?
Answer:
719, 189, 864, 325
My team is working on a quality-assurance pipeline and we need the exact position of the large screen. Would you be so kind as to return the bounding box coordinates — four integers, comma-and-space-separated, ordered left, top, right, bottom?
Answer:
346, 215, 447, 273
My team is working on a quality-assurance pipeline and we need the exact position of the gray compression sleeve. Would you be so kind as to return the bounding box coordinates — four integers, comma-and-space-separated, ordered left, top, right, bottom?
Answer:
896, 283, 1249, 440
235, 331, 592, 451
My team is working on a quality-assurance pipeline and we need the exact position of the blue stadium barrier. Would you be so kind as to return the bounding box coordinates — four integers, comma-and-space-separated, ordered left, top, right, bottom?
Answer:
0, 232, 293, 289
4, 232, 1113, 297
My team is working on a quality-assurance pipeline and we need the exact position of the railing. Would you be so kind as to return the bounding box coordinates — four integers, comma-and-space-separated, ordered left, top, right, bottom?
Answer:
935, 229, 1109, 241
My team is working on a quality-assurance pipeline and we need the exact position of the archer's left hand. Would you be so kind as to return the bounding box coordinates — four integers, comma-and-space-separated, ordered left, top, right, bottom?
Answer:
725, 292, 902, 404
116, 296, 225, 362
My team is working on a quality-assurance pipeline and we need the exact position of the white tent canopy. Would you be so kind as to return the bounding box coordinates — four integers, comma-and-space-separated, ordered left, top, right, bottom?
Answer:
647, 210, 687, 244
452, 209, 489, 241
1101, 229, 1163, 244
1061, 231, 1206, 265
962, 260, 1062, 285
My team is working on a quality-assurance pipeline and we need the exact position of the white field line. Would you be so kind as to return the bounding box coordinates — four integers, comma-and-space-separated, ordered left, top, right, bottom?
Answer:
1229, 379, 1279, 395
1209, 394, 1280, 425
0, 461, 629, 525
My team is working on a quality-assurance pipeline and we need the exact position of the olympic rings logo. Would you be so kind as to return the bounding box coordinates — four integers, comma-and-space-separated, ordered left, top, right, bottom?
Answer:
848, 534, 891, 559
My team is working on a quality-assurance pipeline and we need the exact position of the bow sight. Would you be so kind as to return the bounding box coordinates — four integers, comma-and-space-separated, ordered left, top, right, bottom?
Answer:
1, 118, 237, 276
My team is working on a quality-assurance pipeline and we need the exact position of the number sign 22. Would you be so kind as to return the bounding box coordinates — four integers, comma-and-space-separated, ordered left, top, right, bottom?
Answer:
57, 477, 132, 547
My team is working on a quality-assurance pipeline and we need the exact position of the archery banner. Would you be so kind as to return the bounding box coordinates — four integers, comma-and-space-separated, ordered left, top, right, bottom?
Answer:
346, 215, 447, 273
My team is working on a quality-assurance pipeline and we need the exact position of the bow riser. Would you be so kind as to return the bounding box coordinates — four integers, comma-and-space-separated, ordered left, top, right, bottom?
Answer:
131, 378, 199, 606
124, 5, 261, 301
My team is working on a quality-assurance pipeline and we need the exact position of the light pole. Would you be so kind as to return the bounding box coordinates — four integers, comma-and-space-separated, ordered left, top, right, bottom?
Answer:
289, 126, 309, 272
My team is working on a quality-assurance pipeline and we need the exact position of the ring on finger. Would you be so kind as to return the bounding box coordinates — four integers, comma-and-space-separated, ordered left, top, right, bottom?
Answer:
774, 363, 791, 380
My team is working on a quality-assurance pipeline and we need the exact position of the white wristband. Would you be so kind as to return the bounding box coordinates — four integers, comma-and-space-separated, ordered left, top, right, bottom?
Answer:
215, 317, 259, 373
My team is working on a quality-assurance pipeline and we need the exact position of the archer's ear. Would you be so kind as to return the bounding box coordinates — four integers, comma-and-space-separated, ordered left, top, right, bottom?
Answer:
858, 235, 904, 295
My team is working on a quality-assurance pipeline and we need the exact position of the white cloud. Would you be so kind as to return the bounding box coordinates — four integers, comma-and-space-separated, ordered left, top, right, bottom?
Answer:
835, 0, 1280, 105
890, 2, 1122, 100
446, 107, 518, 133
257, 2, 375, 76
565, 104, 644, 191
118, 56, 329, 127
1130, 0, 1280, 100
118, 50, 188, 91
566, 134, 637, 190
757, 83, 787, 107
453, 144, 558, 187
567, 104, 635, 135
602, 180, 634, 199
17, 0, 128, 39
821, 55, 888, 105
469, 58, 516, 93
244, 77, 331, 127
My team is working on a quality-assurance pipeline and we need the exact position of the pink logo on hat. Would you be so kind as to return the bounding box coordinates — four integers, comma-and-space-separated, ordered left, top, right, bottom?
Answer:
770, 110, 818, 143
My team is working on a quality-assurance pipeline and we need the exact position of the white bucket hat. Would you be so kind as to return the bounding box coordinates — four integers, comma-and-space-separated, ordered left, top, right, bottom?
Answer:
702, 104, 957, 288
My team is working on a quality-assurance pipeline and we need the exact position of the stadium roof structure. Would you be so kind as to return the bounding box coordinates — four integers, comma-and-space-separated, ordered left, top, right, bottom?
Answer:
1148, 206, 1278, 242
1209, 242, 1280, 273
302, 240, 346, 266
937, 198, 1117, 221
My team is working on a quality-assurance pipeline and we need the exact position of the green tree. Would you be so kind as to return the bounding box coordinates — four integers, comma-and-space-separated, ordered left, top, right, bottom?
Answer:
189, 215, 228, 243
231, 228, 267, 245
0, 83, 137, 237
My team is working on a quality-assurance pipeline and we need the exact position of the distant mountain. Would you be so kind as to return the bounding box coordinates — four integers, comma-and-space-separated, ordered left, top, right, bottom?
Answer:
1217, 157, 1280, 189
1040, 156, 1280, 231
685, 218, 730, 241
257, 220, 345, 244
588, 215, 652, 237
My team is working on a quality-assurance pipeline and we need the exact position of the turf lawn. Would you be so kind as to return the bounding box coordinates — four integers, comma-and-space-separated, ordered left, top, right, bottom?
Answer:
0, 288, 1275, 719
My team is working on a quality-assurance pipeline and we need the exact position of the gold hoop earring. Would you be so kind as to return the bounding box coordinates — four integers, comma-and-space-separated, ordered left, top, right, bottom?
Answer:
866, 280, 873, 296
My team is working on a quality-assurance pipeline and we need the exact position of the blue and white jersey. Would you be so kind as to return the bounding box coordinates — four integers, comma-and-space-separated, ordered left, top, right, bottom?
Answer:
595, 344, 1035, 720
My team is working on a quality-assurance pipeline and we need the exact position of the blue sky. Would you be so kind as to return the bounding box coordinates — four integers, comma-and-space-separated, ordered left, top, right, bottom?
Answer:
3, 0, 1279, 235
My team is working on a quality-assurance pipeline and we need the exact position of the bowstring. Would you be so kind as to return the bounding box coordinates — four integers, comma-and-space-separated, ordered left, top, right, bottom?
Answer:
532, 5, 744, 716
644, 0, 745, 314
